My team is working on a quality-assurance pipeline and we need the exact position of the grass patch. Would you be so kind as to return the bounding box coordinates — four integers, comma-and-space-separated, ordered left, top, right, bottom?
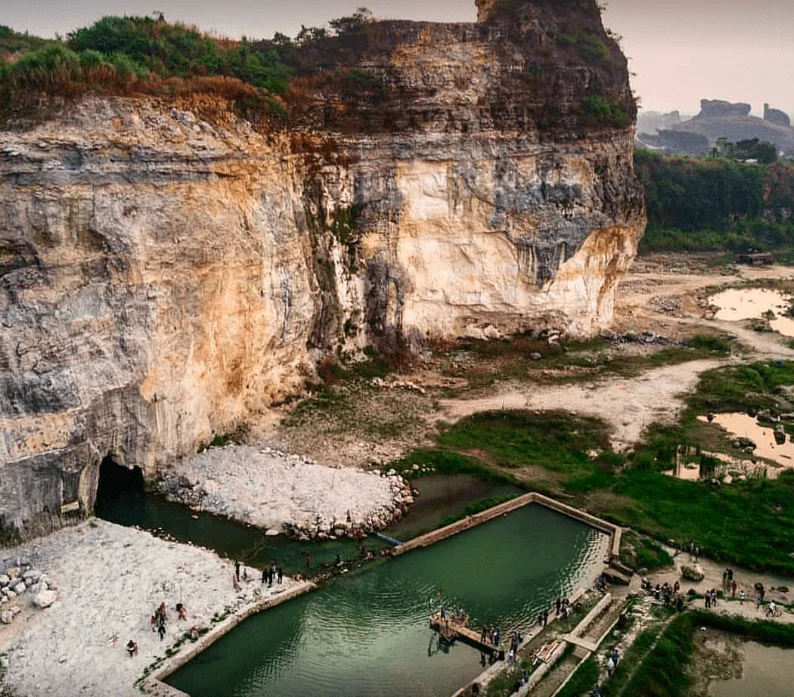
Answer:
609, 468, 794, 573
687, 334, 732, 354
555, 655, 599, 697
436, 411, 611, 475
614, 615, 693, 697
620, 530, 674, 572
484, 655, 536, 697
689, 611, 794, 645
395, 449, 517, 485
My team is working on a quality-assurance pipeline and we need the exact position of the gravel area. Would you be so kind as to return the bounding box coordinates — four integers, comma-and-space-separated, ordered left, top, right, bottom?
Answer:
160, 444, 412, 539
0, 520, 305, 697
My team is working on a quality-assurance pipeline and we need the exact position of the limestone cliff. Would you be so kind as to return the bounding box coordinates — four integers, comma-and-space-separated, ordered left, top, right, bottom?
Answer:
0, 0, 645, 539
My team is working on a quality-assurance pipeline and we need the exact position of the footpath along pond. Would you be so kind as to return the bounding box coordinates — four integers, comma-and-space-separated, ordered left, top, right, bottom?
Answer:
166, 504, 609, 697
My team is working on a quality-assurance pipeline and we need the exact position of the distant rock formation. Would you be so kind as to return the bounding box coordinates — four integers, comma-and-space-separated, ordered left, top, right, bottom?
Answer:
696, 100, 752, 119
644, 98, 794, 155
764, 104, 791, 128
637, 110, 683, 136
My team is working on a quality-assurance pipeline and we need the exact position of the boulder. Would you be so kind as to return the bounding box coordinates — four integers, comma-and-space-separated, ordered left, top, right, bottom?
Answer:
22, 569, 41, 583
33, 590, 58, 609
681, 564, 705, 582
12, 582, 26, 595
0, 575, 9, 587
0, 610, 13, 625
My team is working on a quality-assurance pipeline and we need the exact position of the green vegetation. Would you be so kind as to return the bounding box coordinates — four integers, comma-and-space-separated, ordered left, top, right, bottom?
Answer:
580, 95, 631, 128
615, 615, 693, 697
0, 9, 375, 124
620, 530, 674, 572
560, 28, 611, 63
435, 411, 611, 475
574, 613, 794, 697
637, 149, 794, 254
689, 610, 794, 646
393, 360, 794, 574
555, 655, 599, 697
395, 450, 517, 486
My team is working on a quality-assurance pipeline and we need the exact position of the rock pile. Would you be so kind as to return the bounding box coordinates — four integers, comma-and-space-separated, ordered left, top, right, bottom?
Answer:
0, 559, 58, 624
160, 445, 414, 541
600, 330, 681, 347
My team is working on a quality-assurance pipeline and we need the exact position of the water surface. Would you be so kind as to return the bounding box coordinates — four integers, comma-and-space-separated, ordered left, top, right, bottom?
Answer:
710, 288, 794, 337
168, 504, 608, 697
709, 641, 794, 697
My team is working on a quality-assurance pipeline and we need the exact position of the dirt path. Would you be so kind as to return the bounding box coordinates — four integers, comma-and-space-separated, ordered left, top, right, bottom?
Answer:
648, 551, 794, 623
439, 359, 724, 451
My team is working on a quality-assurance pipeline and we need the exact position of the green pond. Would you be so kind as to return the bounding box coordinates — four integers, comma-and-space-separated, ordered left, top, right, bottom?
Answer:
167, 504, 609, 697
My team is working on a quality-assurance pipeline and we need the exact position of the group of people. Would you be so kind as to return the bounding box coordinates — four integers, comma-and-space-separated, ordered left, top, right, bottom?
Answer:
642, 579, 686, 612
262, 560, 284, 587
232, 559, 284, 590
703, 588, 721, 609
687, 541, 701, 562
506, 631, 524, 664
478, 624, 501, 647
556, 596, 575, 619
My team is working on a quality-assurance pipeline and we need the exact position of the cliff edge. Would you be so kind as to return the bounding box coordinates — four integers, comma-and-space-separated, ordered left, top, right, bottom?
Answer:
0, 0, 645, 539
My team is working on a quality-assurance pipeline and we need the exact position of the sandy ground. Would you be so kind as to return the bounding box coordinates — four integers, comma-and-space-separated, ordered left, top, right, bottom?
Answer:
162, 444, 409, 536
439, 359, 724, 451
647, 550, 794, 624
0, 521, 305, 697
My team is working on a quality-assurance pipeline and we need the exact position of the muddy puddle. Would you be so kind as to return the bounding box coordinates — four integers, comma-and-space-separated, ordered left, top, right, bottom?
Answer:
709, 641, 794, 697
709, 288, 794, 337
698, 413, 794, 472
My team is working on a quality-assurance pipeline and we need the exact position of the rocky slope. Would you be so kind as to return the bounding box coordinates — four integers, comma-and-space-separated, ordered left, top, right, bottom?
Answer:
0, 0, 645, 539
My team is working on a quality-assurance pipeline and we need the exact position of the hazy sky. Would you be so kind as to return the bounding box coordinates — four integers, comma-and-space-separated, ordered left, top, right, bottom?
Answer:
5, 0, 794, 116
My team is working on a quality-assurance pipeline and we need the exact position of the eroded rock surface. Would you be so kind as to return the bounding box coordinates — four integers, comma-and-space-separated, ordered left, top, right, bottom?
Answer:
0, 0, 645, 538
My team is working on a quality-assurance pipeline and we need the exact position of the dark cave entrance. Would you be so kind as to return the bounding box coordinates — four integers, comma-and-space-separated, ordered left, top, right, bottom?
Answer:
94, 455, 146, 525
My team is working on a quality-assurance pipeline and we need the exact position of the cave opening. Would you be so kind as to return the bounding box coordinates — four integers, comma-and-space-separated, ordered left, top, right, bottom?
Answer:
94, 455, 146, 525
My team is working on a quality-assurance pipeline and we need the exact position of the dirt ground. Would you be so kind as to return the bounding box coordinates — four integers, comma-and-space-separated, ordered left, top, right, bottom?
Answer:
266, 253, 794, 464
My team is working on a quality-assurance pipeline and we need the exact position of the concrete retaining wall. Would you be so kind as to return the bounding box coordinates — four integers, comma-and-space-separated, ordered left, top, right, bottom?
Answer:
144, 492, 622, 697
143, 581, 315, 696
394, 492, 622, 561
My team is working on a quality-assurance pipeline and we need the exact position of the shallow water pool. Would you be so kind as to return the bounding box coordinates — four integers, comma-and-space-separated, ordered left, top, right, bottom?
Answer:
167, 504, 608, 697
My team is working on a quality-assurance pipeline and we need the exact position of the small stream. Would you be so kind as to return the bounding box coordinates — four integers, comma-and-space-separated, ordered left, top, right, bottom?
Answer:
96, 473, 520, 574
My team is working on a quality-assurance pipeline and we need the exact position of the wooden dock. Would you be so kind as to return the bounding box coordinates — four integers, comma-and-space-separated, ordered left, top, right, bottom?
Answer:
429, 613, 504, 659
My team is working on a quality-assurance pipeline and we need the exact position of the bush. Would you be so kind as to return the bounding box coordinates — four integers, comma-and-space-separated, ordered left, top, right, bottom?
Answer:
636, 149, 794, 254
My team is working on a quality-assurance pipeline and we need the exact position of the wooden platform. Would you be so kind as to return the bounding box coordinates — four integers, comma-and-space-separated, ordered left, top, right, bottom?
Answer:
430, 613, 504, 658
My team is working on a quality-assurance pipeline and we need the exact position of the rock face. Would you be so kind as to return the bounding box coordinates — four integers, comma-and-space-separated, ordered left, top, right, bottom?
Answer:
697, 99, 752, 119
764, 103, 791, 129
0, 0, 645, 539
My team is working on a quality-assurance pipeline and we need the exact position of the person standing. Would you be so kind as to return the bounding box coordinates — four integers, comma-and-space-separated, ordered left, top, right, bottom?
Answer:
277, 567, 283, 585
234, 560, 241, 582
555, 597, 562, 616
543, 609, 549, 626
